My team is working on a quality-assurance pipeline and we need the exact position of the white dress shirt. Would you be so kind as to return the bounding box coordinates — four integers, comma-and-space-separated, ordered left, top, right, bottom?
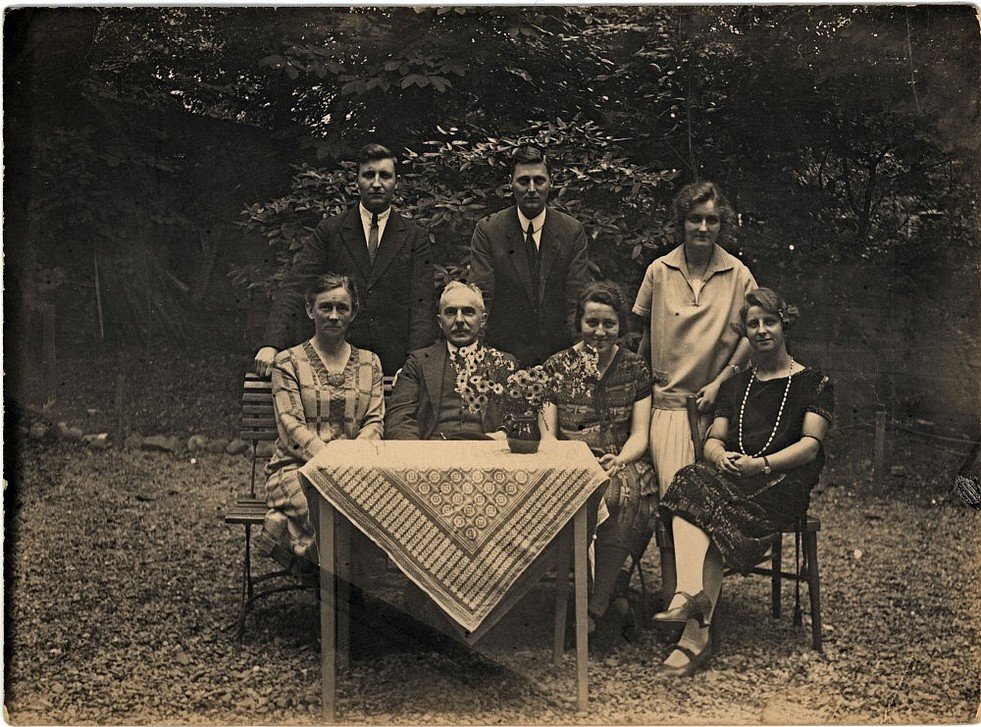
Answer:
358, 204, 392, 249
517, 208, 547, 251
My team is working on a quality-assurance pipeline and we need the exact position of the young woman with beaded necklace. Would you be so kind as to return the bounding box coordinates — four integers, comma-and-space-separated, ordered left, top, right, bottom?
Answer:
650, 288, 835, 677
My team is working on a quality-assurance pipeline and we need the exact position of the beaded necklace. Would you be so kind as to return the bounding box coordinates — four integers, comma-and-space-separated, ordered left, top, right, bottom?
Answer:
738, 360, 794, 457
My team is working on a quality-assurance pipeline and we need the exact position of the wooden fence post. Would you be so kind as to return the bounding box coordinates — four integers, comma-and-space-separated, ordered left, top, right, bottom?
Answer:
873, 409, 887, 484
42, 303, 57, 403
114, 373, 126, 445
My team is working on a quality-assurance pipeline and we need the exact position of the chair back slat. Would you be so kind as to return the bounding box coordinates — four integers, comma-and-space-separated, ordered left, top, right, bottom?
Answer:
242, 420, 279, 434
685, 394, 704, 463
241, 373, 278, 442
241, 403, 275, 415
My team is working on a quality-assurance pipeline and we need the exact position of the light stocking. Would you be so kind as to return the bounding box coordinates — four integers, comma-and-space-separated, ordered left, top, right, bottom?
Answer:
668, 516, 710, 609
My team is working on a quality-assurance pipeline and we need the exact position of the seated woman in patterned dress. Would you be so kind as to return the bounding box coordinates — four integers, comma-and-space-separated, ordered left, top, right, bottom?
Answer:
256, 273, 385, 574
540, 281, 656, 633
653, 288, 834, 676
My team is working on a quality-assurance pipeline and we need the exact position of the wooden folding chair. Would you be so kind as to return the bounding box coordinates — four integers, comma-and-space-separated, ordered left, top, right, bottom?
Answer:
224, 372, 396, 643
224, 373, 314, 643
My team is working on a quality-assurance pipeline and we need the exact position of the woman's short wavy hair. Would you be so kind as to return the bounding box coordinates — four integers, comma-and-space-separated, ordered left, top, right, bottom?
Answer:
732, 287, 800, 337
671, 180, 736, 248
573, 281, 629, 336
305, 273, 361, 317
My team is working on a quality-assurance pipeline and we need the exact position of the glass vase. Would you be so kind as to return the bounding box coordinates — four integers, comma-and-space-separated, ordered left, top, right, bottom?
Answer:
507, 413, 540, 454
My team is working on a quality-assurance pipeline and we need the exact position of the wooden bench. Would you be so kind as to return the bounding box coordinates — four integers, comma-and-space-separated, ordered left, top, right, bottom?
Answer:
224, 371, 394, 643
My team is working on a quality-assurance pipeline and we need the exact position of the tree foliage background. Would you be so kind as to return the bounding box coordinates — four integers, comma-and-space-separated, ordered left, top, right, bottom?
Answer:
4, 6, 979, 420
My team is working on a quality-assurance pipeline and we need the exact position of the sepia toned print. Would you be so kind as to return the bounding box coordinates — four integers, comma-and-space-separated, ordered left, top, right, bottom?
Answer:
4, 5, 979, 725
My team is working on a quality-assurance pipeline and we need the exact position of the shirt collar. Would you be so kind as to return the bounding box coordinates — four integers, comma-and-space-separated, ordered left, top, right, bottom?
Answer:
661, 243, 736, 275
447, 340, 479, 357
359, 203, 391, 224
517, 207, 547, 234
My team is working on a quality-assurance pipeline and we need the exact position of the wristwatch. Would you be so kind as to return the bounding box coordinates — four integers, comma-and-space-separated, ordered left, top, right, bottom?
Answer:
761, 456, 772, 475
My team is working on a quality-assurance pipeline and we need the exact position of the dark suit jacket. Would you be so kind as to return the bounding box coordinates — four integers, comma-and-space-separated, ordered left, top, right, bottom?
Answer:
385, 342, 515, 440
262, 206, 437, 375
468, 206, 589, 367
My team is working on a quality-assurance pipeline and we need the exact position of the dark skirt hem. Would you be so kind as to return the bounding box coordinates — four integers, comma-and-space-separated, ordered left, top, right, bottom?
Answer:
659, 462, 813, 574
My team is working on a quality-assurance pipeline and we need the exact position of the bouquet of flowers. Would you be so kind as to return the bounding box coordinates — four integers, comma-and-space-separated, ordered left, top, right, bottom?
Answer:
453, 345, 600, 421
451, 346, 517, 415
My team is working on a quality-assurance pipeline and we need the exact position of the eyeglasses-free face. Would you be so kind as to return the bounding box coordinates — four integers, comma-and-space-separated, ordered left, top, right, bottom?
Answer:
684, 199, 721, 250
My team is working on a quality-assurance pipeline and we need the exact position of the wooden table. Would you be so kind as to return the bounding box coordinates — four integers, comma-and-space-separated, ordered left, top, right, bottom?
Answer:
299, 439, 608, 721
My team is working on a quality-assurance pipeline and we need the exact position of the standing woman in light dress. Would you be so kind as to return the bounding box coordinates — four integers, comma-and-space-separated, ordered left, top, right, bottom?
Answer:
632, 181, 758, 608
256, 273, 385, 574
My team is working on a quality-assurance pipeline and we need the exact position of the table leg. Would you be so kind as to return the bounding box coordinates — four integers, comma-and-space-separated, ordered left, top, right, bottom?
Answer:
573, 506, 588, 712
336, 519, 351, 670
318, 498, 336, 723
553, 524, 571, 665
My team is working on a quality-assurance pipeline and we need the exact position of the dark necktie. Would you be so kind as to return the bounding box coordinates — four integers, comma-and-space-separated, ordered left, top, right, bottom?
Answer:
367, 213, 379, 264
525, 223, 539, 283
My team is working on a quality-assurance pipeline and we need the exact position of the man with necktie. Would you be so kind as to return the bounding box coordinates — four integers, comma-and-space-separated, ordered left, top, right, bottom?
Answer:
467, 145, 590, 367
254, 143, 437, 376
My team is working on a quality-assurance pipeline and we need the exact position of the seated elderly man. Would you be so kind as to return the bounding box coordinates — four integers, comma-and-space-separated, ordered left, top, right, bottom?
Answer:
386, 281, 516, 440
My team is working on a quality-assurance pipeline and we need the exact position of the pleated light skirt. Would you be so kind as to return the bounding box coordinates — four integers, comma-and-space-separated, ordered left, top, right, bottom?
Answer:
649, 408, 710, 497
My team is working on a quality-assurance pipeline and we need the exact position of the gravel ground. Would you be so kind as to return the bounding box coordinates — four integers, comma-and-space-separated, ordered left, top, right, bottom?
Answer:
4, 429, 978, 725
4, 342, 980, 725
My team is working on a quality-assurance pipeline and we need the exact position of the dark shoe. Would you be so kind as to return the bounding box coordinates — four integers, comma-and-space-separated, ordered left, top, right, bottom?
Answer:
651, 590, 712, 626
587, 607, 604, 635
656, 638, 713, 678
286, 556, 319, 588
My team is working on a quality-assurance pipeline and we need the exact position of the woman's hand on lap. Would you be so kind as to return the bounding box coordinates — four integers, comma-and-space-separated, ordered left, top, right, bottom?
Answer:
728, 453, 766, 477
598, 453, 622, 474
715, 450, 741, 475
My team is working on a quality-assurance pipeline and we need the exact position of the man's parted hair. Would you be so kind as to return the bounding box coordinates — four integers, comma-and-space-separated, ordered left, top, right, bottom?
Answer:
438, 281, 486, 312
357, 143, 398, 172
510, 145, 550, 176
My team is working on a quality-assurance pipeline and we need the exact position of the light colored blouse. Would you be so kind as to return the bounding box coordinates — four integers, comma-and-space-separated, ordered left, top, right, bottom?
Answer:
632, 244, 756, 410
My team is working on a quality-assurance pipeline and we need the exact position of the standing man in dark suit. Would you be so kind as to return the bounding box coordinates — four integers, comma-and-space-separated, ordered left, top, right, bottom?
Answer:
467, 145, 590, 367
254, 143, 436, 377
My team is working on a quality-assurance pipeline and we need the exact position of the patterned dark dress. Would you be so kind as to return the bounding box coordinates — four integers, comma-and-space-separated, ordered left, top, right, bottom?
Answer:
543, 346, 657, 555
661, 367, 834, 573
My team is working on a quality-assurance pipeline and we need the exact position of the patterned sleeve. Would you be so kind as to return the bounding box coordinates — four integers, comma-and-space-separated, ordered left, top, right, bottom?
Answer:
630, 352, 655, 401
542, 350, 569, 403
356, 351, 386, 440
807, 373, 835, 425
271, 348, 328, 462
